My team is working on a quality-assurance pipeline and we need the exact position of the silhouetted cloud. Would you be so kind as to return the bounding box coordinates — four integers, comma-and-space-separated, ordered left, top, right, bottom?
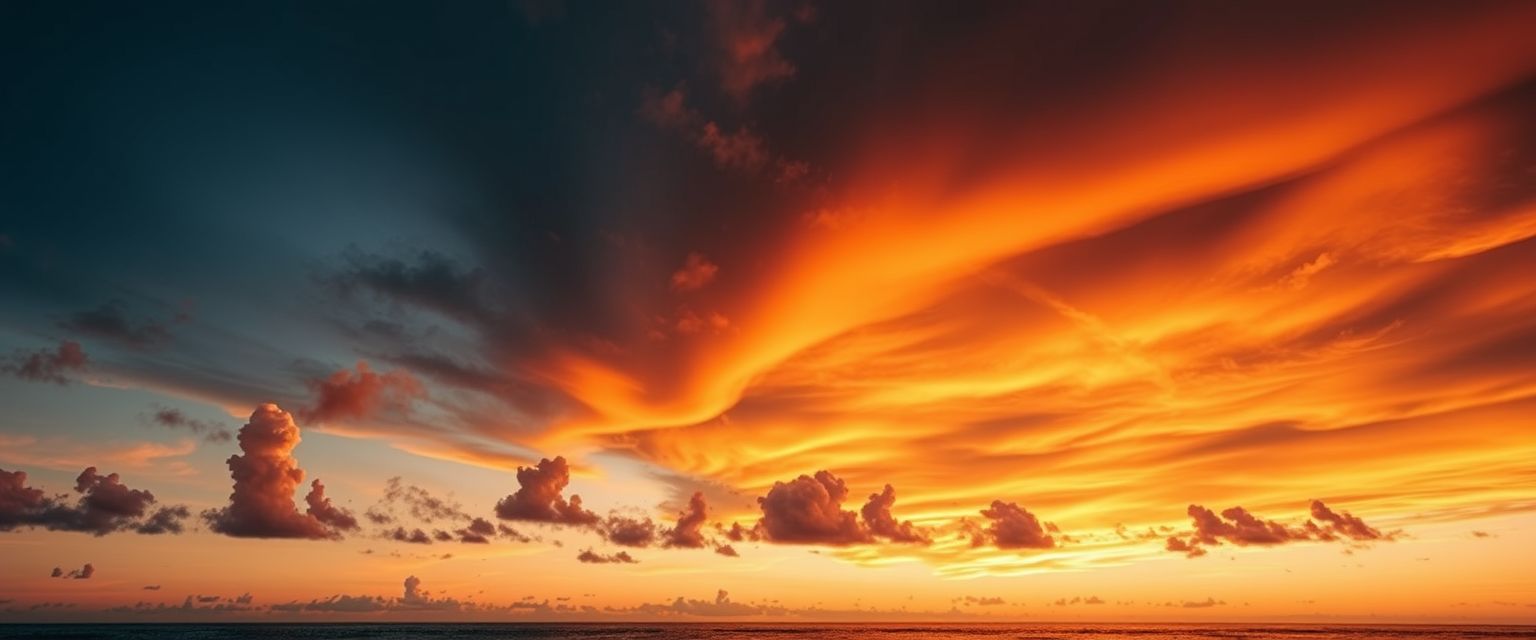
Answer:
661, 492, 709, 549
494, 457, 598, 526
755, 471, 870, 545
1, 340, 87, 385
576, 549, 638, 564
50, 563, 93, 579
860, 484, 930, 544
305, 480, 359, 532
202, 404, 350, 539
1167, 501, 1394, 557
387, 527, 432, 545
971, 500, 1056, 550
600, 515, 656, 548
714, 544, 739, 557
0, 466, 188, 536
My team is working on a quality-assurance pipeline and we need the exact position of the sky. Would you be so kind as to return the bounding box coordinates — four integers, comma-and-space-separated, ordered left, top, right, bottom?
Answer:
1, 0, 1535, 624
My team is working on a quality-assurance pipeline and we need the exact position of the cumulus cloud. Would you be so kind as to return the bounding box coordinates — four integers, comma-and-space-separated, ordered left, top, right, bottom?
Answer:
50, 563, 93, 579
670, 254, 719, 292
148, 408, 232, 443
600, 515, 657, 548
202, 404, 350, 539
714, 544, 739, 557
755, 471, 870, 545
1167, 501, 1394, 557
1308, 500, 1388, 541
860, 484, 930, 544
632, 589, 761, 617
576, 549, 638, 564
971, 500, 1056, 550
387, 527, 432, 545
494, 457, 599, 526
661, 492, 709, 549
0, 466, 188, 536
1, 340, 87, 385
305, 480, 359, 532
302, 362, 424, 425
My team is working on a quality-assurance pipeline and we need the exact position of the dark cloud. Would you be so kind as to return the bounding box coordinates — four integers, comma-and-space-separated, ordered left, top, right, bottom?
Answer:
59, 301, 170, 348
0, 466, 188, 536
1, 340, 87, 385
388, 527, 432, 545
972, 500, 1056, 550
202, 404, 348, 539
143, 585, 161, 591
148, 408, 232, 443
456, 517, 497, 544
305, 480, 360, 532
755, 470, 870, 545
1167, 501, 1395, 557
302, 362, 425, 426
576, 549, 638, 564
600, 515, 657, 548
50, 563, 93, 579
714, 543, 739, 557
494, 457, 599, 526
1308, 499, 1388, 541
661, 491, 709, 549
860, 484, 930, 544
631, 589, 764, 617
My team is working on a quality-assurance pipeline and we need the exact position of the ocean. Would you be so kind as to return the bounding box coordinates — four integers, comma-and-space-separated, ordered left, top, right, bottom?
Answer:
0, 624, 1530, 640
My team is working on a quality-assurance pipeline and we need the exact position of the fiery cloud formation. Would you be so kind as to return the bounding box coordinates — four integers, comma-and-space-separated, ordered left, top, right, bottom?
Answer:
2, 0, 1536, 623
203, 405, 352, 539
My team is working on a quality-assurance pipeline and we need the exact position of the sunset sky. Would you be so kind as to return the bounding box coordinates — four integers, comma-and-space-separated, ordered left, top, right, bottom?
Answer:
2, 0, 1535, 624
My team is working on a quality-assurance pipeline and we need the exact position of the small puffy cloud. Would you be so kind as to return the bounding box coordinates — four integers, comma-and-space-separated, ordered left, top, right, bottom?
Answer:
302, 362, 424, 426
50, 563, 93, 579
698, 123, 768, 172
670, 254, 719, 292
388, 527, 432, 545
202, 404, 351, 539
714, 544, 739, 557
494, 457, 599, 526
2, 340, 87, 385
576, 549, 638, 564
600, 515, 657, 548
860, 484, 930, 544
661, 492, 709, 549
0, 466, 188, 536
1181, 597, 1226, 608
961, 596, 1005, 606
973, 500, 1056, 550
756, 471, 870, 545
